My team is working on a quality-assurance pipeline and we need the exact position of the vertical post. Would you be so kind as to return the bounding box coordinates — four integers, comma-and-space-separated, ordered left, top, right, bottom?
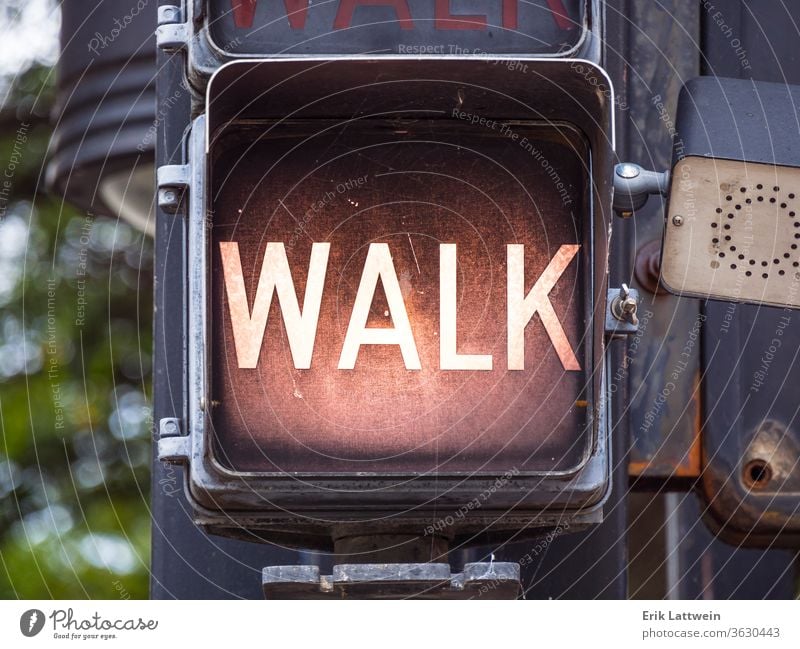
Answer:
149, 1, 303, 599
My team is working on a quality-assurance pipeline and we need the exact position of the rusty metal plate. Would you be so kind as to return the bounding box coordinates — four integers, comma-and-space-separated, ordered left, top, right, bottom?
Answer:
209, 0, 587, 56
208, 120, 593, 475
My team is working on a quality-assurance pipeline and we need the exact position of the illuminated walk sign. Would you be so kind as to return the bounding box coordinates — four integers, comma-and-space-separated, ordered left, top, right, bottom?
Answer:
209, 120, 591, 475
219, 241, 582, 372
157, 57, 615, 543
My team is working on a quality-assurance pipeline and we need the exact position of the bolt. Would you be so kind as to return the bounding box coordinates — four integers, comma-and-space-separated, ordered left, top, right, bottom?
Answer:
161, 5, 178, 21
672, 214, 684, 226
612, 284, 639, 326
616, 163, 641, 179
158, 187, 182, 212
161, 419, 180, 437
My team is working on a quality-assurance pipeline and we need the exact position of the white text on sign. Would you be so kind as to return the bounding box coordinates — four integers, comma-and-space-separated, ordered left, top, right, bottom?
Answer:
219, 242, 581, 371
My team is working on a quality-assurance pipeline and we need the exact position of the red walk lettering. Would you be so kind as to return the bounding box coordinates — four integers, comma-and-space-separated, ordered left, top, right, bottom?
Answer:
502, 0, 518, 29
231, 0, 257, 28
434, 0, 486, 30
334, 0, 414, 29
231, 0, 311, 29
230, 0, 575, 32
284, 0, 311, 29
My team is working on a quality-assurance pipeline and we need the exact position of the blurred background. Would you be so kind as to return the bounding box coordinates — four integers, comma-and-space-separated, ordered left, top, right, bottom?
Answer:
0, 0, 152, 598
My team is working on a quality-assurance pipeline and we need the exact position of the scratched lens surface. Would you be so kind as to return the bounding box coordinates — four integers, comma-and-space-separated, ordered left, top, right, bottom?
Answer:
209, 121, 591, 474
208, 0, 586, 56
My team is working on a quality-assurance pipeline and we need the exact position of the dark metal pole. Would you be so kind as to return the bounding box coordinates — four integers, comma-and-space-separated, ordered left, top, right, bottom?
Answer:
149, 0, 304, 599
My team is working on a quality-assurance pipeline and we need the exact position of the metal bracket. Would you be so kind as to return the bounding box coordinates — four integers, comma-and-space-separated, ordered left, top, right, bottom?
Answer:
159, 417, 183, 438
262, 562, 521, 599
605, 285, 640, 336
156, 5, 190, 52
156, 163, 190, 213
157, 435, 190, 464
158, 416, 188, 465
613, 162, 670, 217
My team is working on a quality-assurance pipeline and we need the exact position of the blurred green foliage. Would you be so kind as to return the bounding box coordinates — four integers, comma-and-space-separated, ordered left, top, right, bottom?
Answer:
0, 65, 152, 599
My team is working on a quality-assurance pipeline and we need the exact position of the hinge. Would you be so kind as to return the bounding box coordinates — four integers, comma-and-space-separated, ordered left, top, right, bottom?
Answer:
156, 163, 190, 214
156, 5, 190, 52
157, 417, 190, 464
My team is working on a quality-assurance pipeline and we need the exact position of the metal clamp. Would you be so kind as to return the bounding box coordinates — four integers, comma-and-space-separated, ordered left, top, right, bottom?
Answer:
157, 436, 190, 464
159, 417, 183, 438
612, 162, 670, 217
157, 417, 188, 463
156, 163, 190, 213
156, 5, 190, 52
606, 284, 640, 336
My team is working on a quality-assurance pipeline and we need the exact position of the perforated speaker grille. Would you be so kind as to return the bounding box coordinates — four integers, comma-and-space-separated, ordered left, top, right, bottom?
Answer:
662, 156, 800, 308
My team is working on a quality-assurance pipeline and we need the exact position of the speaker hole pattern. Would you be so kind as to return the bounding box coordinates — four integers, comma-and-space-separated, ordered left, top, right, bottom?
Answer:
709, 182, 800, 279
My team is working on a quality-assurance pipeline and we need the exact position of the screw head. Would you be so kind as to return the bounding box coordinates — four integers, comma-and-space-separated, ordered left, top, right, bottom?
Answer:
158, 187, 181, 212
616, 163, 640, 179
672, 214, 684, 226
